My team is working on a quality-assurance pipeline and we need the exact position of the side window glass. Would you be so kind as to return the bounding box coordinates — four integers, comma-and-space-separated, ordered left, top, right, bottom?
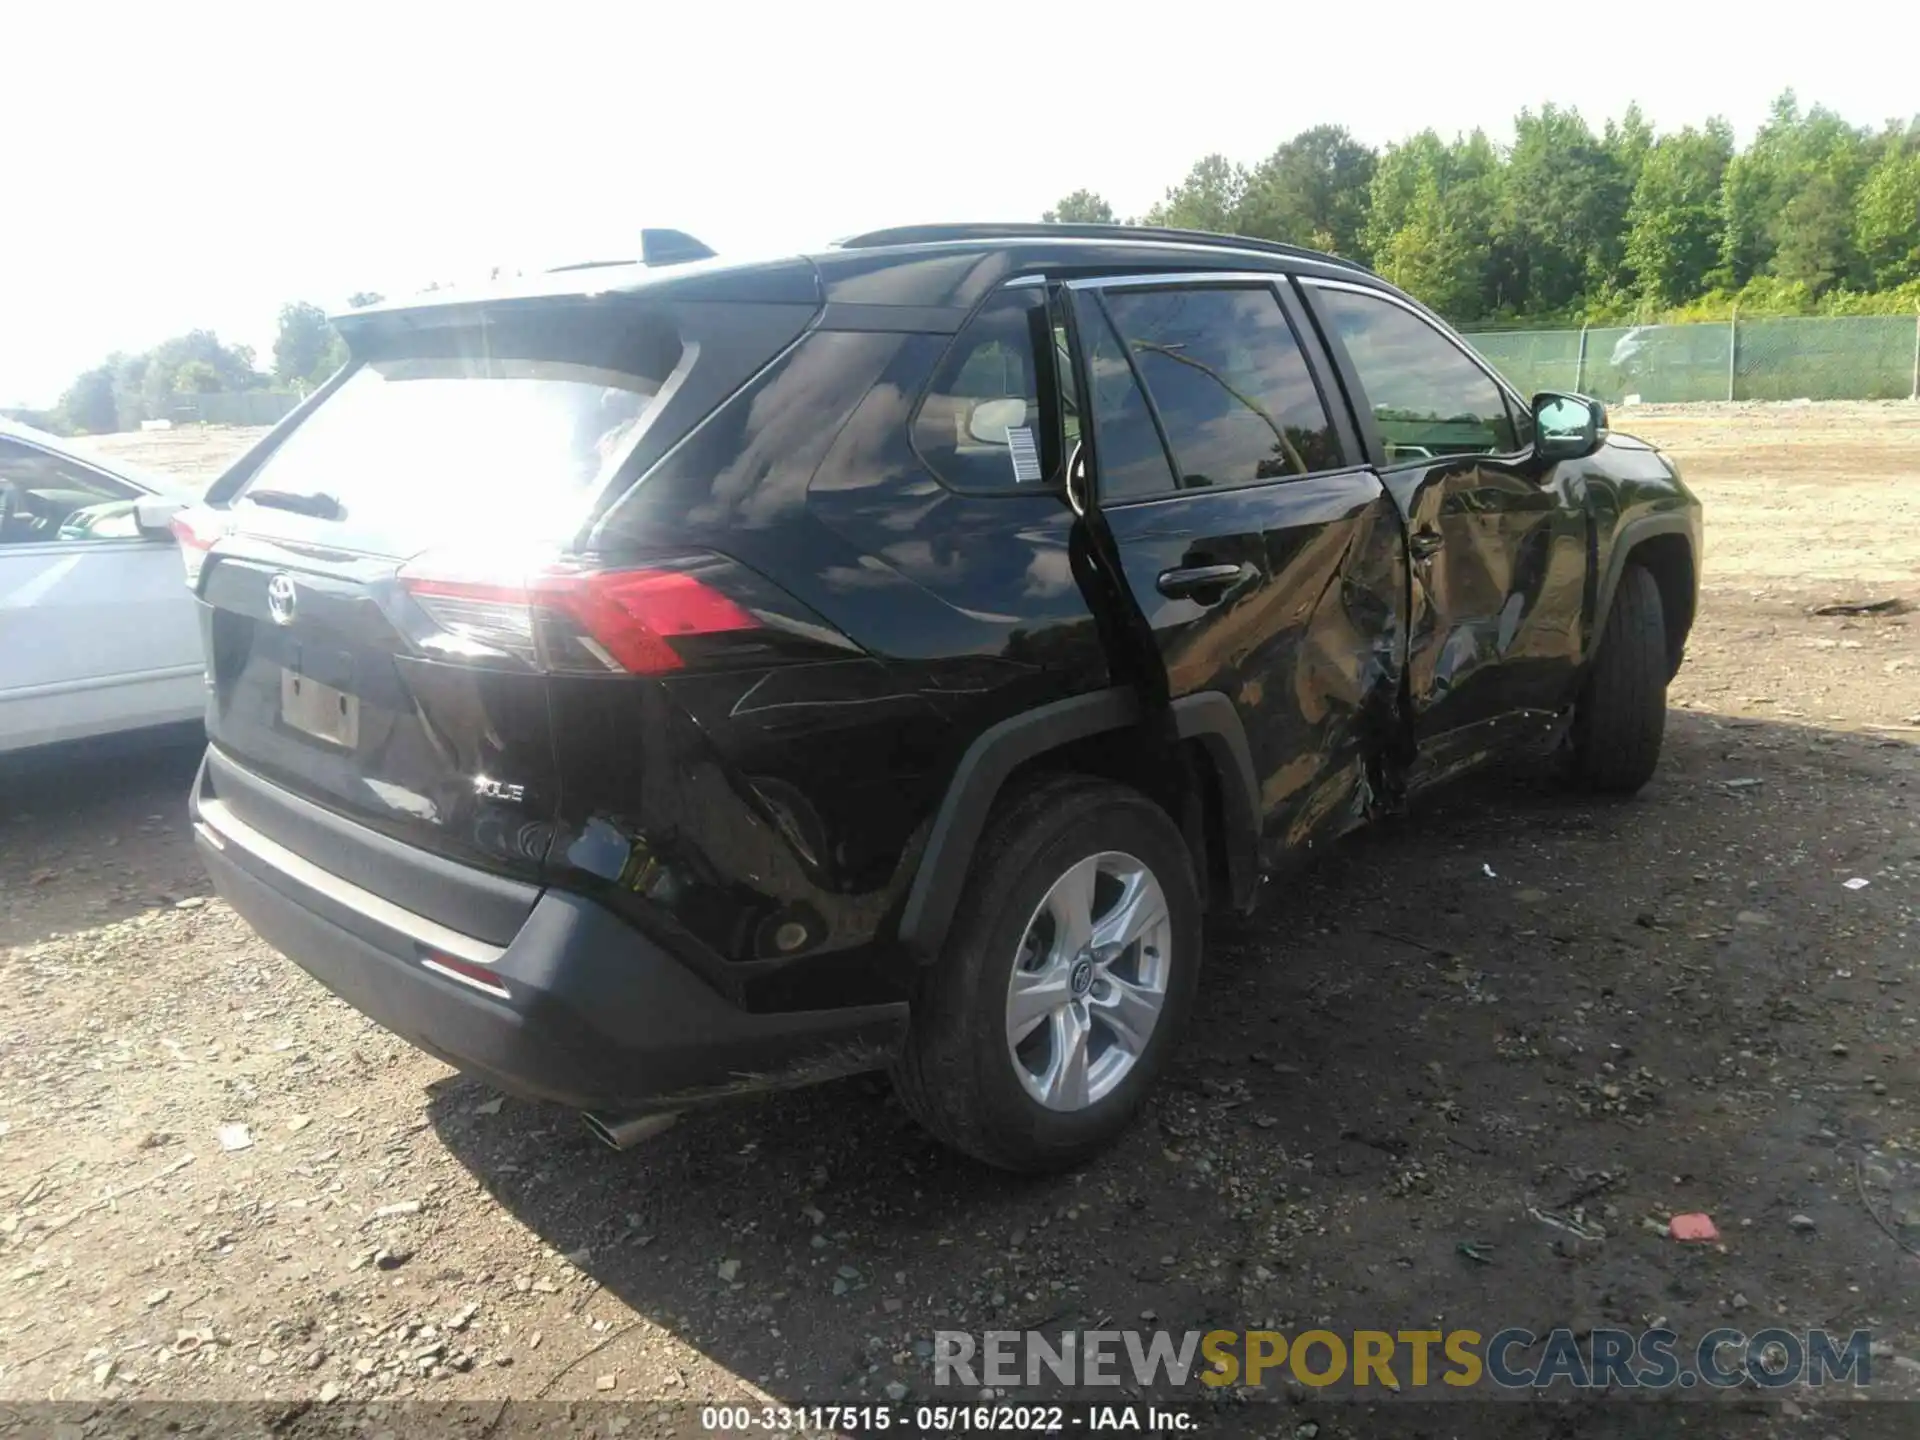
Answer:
1082, 303, 1177, 501
1102, 286, 1344, 488
1312, 287, 1517, 460
0, 439, 140, 544
913, 287, 1058, 490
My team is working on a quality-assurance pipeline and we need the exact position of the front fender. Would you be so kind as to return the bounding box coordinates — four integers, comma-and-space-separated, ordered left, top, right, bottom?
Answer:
1589, 508, 1700, 665
1582, 433, 1702, 668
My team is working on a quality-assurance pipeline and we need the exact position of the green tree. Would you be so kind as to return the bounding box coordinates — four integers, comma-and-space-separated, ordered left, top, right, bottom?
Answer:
1141, 154, 1248, 233
1625, 122, 1734, 307
137, 332, 265, 411
1854, 142, 1920, 288
53, 333, 267, 429
172, 360, 223, 393
1721, 92, 1870, 292
1772, 172, 1858, 291
1603, 103, 1655, 195
1365, 131, 1503, 320
274, 302, 336, 388
345, 290, 386, 309
57, 365, 119, 434
1500, 105, 1630, 312
1237, 125, 1376, 257
1041, 191, 1115, 224
1593, 103, 1656, 298
1721, 92, 1801, 285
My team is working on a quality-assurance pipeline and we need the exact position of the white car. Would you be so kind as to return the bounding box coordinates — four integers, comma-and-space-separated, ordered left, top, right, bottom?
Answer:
0, 417, 203, 753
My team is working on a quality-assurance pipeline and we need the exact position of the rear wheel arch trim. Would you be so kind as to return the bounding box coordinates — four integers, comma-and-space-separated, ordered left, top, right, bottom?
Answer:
897, 689, 1261, 961
1591, 512, 1696, 666
1166, 691, 1260, 912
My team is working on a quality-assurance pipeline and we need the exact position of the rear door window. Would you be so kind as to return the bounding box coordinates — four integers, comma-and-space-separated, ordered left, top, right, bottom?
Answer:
1080, 304, 1179, 502
1101, 285, 1345, 489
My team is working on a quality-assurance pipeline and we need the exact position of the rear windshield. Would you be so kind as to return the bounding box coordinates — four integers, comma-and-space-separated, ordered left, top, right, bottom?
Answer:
239, 358, 675, 553
231, 299, 813, 556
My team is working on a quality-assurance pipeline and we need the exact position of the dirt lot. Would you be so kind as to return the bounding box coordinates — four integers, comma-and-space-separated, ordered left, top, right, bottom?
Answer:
2, 405, 1917, 1432
81, 426, 266, 492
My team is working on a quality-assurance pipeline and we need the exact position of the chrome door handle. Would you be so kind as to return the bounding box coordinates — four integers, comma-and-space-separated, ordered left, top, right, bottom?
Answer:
1156, 562, 1253, 603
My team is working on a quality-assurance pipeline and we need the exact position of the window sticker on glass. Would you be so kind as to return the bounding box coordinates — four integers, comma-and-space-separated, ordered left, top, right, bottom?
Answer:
1006, 425, 1042, 484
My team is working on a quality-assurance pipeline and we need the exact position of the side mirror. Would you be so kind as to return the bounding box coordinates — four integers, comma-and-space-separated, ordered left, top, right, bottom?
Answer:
134, 494, 185, 541
1532, 392, 1607, 462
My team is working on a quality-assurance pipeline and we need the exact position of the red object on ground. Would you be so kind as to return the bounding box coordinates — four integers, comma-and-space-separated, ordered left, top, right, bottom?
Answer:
1669, 1212, 1720, 1242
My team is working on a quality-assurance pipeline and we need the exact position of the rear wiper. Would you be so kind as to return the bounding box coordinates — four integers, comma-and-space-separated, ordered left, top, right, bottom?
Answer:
243, 487, 345, 521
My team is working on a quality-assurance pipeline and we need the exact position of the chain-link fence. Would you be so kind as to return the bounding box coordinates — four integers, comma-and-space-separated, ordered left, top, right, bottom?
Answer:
1467, 314, 1920, 404
134, 390, 302, 428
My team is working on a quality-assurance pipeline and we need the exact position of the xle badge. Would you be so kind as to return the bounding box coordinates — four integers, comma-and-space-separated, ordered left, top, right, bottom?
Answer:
472, 776, 526, 804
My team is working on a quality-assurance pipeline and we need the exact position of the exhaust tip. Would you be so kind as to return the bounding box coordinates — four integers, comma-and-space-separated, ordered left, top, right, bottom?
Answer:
583, 1110, 680, 1150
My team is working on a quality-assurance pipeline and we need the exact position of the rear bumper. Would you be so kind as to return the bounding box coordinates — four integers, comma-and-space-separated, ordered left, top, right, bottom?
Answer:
190, 753, 907, 1114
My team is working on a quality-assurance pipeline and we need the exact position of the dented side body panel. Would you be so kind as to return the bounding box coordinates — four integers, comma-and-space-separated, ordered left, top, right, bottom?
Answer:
1101, 473, 1407, 864
1376, 451, 1591, 785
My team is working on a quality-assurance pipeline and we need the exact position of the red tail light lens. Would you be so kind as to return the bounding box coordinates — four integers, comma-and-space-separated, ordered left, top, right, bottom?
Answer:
397, 553, 760, 674
556, 568, 761, 672
169, 507, 229, 588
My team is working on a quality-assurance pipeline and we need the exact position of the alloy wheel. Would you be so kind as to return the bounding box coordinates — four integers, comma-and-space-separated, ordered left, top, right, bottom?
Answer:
1004, 851, 1172, 1111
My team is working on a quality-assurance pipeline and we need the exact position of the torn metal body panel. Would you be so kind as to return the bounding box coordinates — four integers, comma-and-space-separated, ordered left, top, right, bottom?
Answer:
1382, 455, 1587, 734
1100, 472, 1409, 863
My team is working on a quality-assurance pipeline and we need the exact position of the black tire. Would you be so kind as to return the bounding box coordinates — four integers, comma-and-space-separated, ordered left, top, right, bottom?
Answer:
890, 774, 1202, 1173
1569, 562, 1668, 793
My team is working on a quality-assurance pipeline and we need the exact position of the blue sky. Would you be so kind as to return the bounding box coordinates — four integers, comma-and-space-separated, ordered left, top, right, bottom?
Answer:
5, 0, 1916, 406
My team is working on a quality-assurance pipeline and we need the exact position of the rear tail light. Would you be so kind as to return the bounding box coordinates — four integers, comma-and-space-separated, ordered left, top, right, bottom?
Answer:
170, 507, 229, 588
397, 551, 761, 675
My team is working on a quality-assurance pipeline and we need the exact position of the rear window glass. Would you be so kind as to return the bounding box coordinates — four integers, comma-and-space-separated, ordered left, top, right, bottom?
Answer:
228, 298, 818, 555
238, 344, 685, 555
913, 287, 1064, 491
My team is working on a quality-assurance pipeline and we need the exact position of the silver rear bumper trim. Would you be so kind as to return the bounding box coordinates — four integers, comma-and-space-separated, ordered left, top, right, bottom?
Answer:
196, 797, 506, 968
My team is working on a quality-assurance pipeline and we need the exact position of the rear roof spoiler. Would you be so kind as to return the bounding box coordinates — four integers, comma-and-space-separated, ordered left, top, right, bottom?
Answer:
547, 229, 718, 273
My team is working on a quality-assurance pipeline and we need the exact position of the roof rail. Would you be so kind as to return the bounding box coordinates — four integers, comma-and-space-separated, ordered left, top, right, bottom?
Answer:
834, 222, 1370, 273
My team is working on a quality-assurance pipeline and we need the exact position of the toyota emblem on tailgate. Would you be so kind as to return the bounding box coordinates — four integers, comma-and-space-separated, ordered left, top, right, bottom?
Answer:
266, 573, 298, 626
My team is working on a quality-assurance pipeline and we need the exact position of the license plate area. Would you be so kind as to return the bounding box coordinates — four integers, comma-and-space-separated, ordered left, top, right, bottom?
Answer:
280, 669, 360, 748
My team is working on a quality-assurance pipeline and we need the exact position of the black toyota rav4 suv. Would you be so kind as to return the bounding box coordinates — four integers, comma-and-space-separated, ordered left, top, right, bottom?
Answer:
182, 223, 1701, 1172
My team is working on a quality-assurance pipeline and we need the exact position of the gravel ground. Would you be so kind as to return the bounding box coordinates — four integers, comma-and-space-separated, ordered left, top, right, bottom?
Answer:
2, 406, 1917, 1435
81, 426, 266, 491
